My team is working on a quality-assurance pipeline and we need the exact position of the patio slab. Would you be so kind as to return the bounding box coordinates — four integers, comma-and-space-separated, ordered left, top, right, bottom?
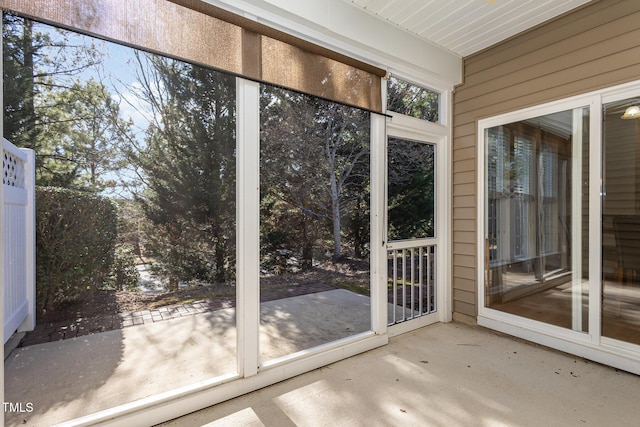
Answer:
159, 322, 640, 427
4, 289, 371, 426
20, 281, 338, 347
9, 289, 638, 427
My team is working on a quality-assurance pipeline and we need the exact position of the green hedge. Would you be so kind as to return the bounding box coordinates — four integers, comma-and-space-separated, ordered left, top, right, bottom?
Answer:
104, 244, 140, 291
36, 187, 118, 314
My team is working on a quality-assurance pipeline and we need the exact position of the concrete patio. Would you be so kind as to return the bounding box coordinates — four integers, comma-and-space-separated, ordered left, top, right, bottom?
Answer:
5, 289, 640, 426
158, 322, 640, 427
4, 289, 372, 426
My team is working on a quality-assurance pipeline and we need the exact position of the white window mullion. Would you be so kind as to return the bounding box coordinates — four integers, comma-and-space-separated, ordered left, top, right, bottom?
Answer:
571, 107, 583, 331
370, 113, 387, 335
236, 77, 260, 377
589, 96, 602, 344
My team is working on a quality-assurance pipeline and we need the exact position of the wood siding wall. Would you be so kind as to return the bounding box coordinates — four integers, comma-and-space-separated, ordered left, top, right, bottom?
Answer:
451, 0, 640, 318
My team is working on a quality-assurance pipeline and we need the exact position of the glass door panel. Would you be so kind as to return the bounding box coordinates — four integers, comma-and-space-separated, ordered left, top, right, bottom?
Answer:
483, 108, 589, 331
602, 99, 640, 345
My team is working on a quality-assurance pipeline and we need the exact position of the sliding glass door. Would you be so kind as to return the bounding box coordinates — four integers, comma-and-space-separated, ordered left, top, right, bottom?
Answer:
480, 87, 640, 375
483, 107, 590, 332
602, 98, 640, 346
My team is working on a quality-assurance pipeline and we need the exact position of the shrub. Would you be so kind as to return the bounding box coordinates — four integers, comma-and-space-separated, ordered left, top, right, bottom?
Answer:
36, 187, 118, 313
260, 229, 291, 274
104, 245, 141, 291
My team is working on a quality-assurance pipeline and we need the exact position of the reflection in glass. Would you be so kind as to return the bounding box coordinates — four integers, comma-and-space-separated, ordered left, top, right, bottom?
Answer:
484, 108, 589, 331
602, 99, 640, 345
259, 85, 371, 363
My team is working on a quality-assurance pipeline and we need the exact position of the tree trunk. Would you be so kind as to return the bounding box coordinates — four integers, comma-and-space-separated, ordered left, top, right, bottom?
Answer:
301, 218, 313, 269
22, 19, 38, 150
330, 172, 342, 260
214, 239, 226, 283
168, 275, 179, 292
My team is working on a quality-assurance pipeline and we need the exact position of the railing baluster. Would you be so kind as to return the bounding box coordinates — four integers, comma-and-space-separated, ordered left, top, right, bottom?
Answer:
401, 249, 406, 322
409, 248, 414, 319
431, 246, 436, 313
392, 250, 396, 323
427, 248, 432, 313
419, 246, 424, 314
387, 243, 437, 326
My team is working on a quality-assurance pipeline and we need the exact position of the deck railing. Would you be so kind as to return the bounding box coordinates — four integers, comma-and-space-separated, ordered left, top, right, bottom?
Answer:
2, 138, 35, 343
387, 242, 437, 326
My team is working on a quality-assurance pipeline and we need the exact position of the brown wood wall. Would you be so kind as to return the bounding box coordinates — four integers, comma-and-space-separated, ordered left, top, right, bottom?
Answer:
451, 0, 640, 318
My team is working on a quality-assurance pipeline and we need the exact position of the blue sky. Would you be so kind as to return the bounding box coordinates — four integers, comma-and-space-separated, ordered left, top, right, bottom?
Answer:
37, 22, 158, 197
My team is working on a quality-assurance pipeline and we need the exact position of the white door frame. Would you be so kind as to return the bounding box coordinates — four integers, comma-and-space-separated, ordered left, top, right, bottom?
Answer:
386, 111, 452, 337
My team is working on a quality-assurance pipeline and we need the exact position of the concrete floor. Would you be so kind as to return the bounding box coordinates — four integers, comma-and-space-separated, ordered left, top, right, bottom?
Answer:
158, 322, 640, 427
5, 289, 640, 426
4, 289, 371, 426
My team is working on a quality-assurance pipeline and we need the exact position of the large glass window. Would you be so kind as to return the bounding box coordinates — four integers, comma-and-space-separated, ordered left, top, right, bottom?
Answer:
259, 85, 371, 363
484, 108, 589, 332
480, 87, 640, 375
3, 14, 237, 425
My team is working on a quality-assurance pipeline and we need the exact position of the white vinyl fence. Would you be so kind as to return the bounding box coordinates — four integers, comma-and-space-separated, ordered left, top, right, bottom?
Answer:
2, 138, 35, 343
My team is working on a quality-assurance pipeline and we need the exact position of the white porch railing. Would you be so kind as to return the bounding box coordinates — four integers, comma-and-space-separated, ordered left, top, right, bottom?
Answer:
387, 242, 437, 326
2, 138, 36, 343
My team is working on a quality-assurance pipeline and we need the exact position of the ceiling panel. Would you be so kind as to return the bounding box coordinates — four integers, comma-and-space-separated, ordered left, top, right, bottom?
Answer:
344, 0, 592, 57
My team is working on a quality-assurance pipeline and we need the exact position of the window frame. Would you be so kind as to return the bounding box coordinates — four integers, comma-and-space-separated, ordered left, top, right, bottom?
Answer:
384, 87, 452, 335
0, 14, 390, 425
386, 75, 443, 124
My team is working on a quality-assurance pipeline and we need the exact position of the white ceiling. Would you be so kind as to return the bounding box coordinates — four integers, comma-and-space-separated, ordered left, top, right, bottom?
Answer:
343, 0, 593, 57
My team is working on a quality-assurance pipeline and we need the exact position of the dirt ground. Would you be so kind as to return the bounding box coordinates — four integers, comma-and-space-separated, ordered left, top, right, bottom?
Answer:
39, 260, 371, 326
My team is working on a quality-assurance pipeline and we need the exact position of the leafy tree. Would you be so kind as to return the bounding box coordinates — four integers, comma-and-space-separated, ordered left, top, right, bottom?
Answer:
260, 88, 326, 269
114, 198, 146, 259
3, 13, 132, 192
3, 14, 39, 151
387, 76, 439, 122
341, 173, 370, 259
38, 78, 133, 191
260, 86, 370, 266
104, 245, 141, 292
36, 187, 118, 313
387, 138, 435, 240
320, 102, 370, 259
129, 52, 236, 289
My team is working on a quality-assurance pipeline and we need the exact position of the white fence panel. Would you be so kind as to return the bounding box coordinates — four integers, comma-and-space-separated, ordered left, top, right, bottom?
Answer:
2, 138, 35, 343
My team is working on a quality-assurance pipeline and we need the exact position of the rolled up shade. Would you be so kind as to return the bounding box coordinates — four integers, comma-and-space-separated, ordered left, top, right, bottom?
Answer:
0, 0, 383, 112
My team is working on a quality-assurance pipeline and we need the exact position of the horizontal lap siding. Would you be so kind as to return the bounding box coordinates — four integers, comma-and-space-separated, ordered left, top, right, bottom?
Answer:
451, 0, 640, 319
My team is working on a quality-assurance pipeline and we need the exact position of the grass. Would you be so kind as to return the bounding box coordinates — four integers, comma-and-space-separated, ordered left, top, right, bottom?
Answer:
147, 289, 236, 308
333, 279, 370, 296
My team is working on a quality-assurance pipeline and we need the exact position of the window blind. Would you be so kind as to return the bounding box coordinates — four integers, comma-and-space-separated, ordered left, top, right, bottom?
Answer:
0, 0, 383, 112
